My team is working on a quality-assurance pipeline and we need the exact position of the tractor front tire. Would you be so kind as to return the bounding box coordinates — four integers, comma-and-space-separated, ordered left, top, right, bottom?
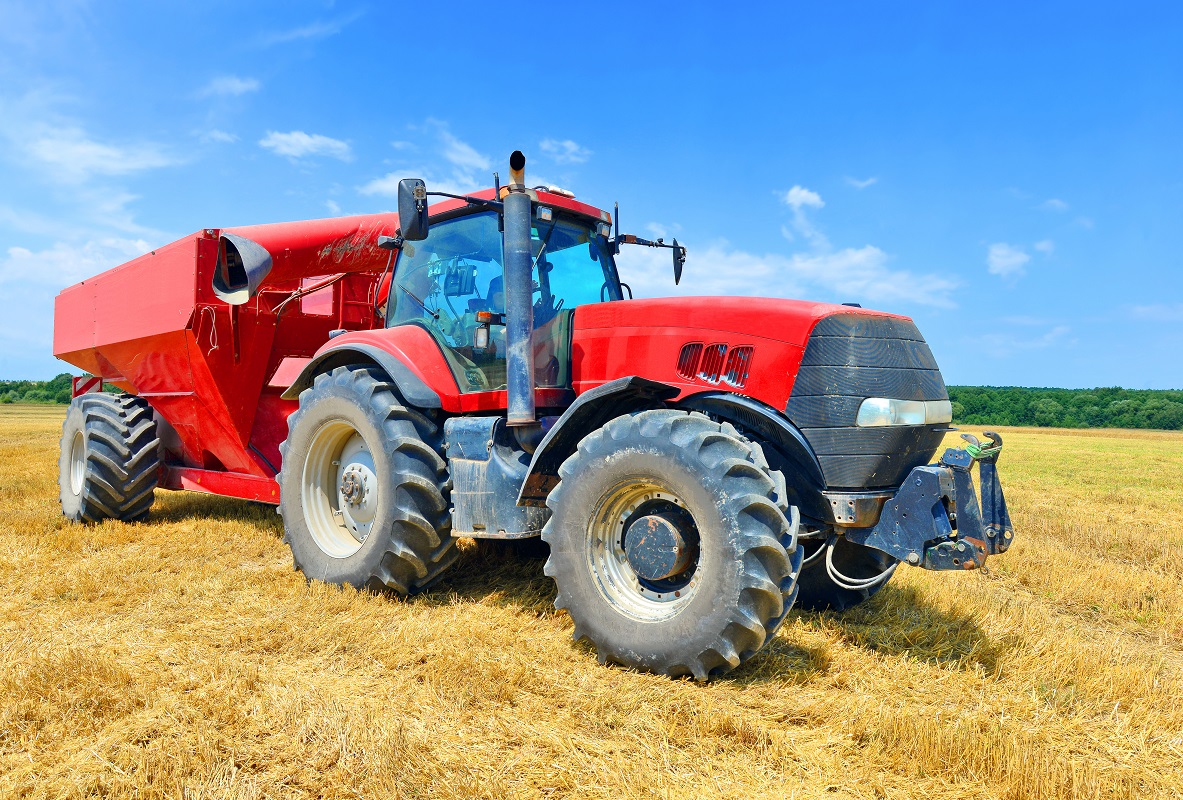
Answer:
278, 366, 457, 594
541, 410, 801, 680
794, 536, 897, 612
59, 393, 161, 523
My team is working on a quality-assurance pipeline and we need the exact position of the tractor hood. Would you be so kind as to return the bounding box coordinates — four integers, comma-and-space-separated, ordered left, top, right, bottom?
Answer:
574, 296, 903, 350
570, 296, 939, 417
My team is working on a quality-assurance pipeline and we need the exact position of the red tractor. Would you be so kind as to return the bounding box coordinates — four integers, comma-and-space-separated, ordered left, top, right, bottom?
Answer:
53, 151, 1014, 679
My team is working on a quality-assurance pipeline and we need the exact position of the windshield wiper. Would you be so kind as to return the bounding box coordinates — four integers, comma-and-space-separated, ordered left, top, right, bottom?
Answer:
398, 283, 439, 319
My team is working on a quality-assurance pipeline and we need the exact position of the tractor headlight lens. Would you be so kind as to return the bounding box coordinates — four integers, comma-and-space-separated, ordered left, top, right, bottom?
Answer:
856, 398, 953, 427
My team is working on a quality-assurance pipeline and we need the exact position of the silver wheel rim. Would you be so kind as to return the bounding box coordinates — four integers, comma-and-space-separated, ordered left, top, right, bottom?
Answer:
301, 420, 378, 559
69, 430, 85, 495
585, 480, 701, 622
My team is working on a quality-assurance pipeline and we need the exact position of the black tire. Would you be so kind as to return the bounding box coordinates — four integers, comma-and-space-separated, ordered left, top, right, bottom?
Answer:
541, 409, 801, 680
59, 393, 161, 523
794, 536, 898, 612
278, 366, 457, 594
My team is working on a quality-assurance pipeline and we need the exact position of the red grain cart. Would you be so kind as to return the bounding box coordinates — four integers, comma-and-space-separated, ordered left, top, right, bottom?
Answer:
54, 152, 1014, 679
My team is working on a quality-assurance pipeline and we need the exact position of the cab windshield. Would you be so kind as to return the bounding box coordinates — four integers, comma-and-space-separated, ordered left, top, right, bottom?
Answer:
388, 208, 622, 392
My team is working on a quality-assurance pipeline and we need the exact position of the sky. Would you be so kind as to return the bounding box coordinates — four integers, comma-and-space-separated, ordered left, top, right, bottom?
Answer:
0, 1, 1180, 388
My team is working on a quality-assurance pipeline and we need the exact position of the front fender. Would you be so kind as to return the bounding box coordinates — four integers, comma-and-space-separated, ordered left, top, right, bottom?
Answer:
517, 376, 679, 506
281, 342, 441, 408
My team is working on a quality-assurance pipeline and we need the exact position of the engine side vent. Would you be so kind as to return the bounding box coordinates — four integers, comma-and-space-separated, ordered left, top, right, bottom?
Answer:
723, 346, 754, 387
698, 344, 727, 383
676, 342, 704, 379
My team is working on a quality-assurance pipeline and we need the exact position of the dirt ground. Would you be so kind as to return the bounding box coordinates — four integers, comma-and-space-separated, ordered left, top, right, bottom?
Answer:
1, 405, 1181, 799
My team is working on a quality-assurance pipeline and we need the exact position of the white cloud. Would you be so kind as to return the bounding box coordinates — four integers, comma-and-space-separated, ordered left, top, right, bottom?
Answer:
359, 124, 493, 199
359, 168, 478, 200
1034, 239, 1055, 255
980, 325, 1074, 358
0, 205, 66, 236
539, 138, 592, 165
259, 130, 352, 161
439, 129, 489, 172
986, 242, 1031, 278
618, 239, 959, 309
1040, 198, 1069, 212
198, 76, 260, 97
22, 125, 175, 183
0, 237, 150, 290
201, 129, 238, 144
780, 186, 827, 247
325, 199, 342, 216
0, 238, 153, 374
259, 12, 364, 46
784, 185, 824, 210
845, 176, 877, 189
1132, 303, 1183, 322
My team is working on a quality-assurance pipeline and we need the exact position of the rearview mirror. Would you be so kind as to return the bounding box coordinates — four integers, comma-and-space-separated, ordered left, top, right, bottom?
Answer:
672, 238, 686, 285
398, 178, 430, 241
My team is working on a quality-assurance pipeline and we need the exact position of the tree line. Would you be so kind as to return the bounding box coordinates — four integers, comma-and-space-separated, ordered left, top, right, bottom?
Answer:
0, 374, 76, 404
3, 374, 1182, 431
948, 385, 1183, 431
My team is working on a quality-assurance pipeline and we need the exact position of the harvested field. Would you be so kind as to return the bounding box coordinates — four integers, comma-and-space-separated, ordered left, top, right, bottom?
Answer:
1, 404, 1181, 799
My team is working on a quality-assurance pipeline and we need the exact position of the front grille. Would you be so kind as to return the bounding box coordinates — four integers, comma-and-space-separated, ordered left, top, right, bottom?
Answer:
785, 314, 948, 490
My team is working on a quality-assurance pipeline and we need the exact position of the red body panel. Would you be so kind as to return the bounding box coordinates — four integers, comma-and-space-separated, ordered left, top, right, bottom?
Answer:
571, 297, 906, 412
317, 328, 574, 413
53, 225, 389, 490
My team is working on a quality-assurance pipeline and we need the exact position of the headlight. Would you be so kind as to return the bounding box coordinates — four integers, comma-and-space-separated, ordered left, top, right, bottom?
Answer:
856, 398, 953, 427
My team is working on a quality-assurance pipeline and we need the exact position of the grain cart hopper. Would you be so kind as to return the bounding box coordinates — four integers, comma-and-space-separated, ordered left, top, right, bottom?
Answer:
54, 151, 1015, 679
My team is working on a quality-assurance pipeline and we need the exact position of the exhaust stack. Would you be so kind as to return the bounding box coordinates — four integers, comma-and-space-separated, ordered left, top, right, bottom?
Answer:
503, 151, 536, 426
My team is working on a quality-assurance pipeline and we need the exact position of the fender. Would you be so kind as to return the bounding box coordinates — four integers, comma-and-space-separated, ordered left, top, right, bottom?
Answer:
517, 376, 679, 506
280, 343, 441, 408
676, 391, 830, 523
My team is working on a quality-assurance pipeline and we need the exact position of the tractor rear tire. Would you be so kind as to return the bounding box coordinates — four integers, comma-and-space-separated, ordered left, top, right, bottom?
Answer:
794, 536, 897, 612
541, 409, 801, 680
278, 366, 457, 594
59, 393, 161, 523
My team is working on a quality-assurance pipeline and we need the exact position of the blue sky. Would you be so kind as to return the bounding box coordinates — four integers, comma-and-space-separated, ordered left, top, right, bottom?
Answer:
0, 1, 1180, 388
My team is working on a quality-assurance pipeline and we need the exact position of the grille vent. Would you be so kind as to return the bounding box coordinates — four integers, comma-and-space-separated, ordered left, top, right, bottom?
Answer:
676, 342, 755, 386
723, 346, 753, 387
698, 344, 727, 383
676, 342, 703, 379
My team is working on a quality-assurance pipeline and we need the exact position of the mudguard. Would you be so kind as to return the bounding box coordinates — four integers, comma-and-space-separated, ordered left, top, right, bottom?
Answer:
517, 376, 679, 506
677, 391, 830, 522
281, 343, 441, 408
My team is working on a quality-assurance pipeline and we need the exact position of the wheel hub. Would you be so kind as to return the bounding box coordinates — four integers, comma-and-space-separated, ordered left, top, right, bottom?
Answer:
340, 467, 367, 506
301, 423, 379, 559
624, 511, 694, 581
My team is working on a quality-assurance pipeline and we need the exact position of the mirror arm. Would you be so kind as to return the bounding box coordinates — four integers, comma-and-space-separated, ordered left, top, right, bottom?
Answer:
425, 191, 504, 211
611, 234, 686, 254
611, 234, 688, 287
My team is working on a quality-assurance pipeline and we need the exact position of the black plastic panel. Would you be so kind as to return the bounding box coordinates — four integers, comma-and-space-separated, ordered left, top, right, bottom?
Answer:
800, 337, 939, 369
784, 395, 865, 428
792, 365, 947, 400
799, 425, 946, 457
810, 314, 927, 341
785, 313, 949, 489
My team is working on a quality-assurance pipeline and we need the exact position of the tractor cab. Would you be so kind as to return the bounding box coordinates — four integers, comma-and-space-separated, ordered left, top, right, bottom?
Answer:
385, 199, 624, 394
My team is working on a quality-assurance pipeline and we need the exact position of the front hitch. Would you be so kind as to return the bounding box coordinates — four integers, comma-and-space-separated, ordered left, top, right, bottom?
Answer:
845, 431, 1015, 571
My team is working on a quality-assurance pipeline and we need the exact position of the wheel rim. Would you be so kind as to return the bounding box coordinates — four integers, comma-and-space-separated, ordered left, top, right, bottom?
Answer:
585, 480, 702, 622
68, 430, 85, 495
301, 420, 379, 558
